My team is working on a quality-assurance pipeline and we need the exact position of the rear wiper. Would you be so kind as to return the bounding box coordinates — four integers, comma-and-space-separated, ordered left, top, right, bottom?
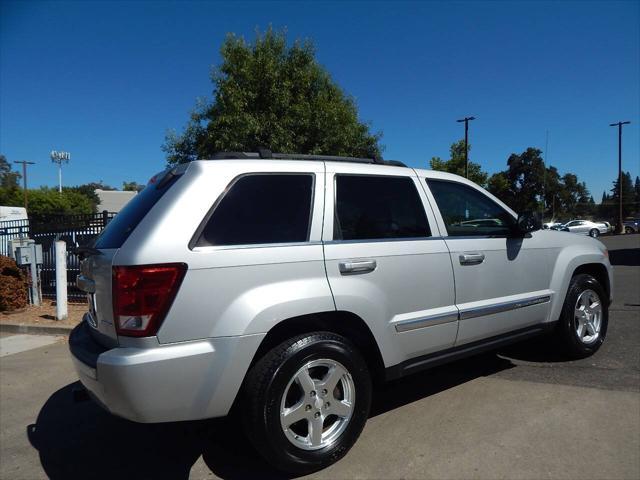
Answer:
76, 246, 103, 260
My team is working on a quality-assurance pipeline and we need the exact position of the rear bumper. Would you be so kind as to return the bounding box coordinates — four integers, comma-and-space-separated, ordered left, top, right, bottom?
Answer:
69, 322, 264, 423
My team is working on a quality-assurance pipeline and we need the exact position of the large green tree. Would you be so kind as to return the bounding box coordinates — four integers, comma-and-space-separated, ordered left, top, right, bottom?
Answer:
164, 28, 383, 164
0, 154, 22, 205
430, 140, 488, 187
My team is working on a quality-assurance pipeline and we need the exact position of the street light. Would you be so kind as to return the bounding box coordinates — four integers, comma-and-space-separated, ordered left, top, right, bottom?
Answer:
456, 116, 476, 179
50, 150, 70, 193
609, 121, 630, 234
13, 160, 35, 209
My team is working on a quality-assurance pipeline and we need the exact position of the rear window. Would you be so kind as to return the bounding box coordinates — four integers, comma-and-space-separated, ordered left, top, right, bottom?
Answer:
194, 174, 314, 247
93, 172, 178, 249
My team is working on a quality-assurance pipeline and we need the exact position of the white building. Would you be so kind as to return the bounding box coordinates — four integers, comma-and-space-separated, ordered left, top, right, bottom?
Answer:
95, 189, 137, 213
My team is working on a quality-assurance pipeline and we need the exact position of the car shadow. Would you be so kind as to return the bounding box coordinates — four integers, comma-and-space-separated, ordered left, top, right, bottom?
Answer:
28, 348, 545, 480
608, 248, 640, 267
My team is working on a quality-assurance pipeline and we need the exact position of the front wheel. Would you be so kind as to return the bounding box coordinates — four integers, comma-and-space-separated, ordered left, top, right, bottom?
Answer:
625, 226, 634, 234
241, 332, 372, 474
557, 274, 608, 358
589, 228, 599, 238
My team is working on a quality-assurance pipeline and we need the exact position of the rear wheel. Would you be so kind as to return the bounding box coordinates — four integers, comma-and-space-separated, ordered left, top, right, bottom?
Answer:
241, 332, 371, 474
557, 274, 608, 358
589, 228, 599, 238
625, 226, 634, 234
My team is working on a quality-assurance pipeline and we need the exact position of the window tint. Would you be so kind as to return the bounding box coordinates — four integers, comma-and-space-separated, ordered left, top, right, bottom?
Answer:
94, 172, 179, 249
196, 174, 313, 247
427, 179, 516, 237
334, 175, 430, 240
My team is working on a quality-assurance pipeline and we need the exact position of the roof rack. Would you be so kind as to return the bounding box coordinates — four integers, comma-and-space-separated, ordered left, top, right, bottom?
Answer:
208, 150, 407, 167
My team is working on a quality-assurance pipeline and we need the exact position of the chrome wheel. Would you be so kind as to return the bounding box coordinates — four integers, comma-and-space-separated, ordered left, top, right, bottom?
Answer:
574, 289, 602, 344
280, 358, 355, 451
589, 229, 599, 238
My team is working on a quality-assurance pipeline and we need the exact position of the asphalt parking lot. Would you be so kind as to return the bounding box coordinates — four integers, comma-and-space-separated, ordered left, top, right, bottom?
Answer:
1, 234, 638, 480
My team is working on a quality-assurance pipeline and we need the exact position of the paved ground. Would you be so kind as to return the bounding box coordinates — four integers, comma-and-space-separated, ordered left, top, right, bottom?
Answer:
0, 234, 638, 480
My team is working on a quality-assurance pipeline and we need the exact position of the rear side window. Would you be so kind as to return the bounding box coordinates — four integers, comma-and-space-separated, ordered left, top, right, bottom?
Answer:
427, 179, 516, 237
334, 175, 430, 240
195, 174, 314, 247
94, 172, 179, 249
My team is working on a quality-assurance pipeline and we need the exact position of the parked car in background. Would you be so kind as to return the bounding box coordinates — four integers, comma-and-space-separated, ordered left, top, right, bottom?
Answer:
561, 220, 609, 237
623, 218, 639, 234
69, 153, 613, 474
542, 222, 563, 230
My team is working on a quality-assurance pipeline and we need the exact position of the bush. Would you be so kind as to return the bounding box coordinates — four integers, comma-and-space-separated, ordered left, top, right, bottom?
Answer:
0, 255, 28, 311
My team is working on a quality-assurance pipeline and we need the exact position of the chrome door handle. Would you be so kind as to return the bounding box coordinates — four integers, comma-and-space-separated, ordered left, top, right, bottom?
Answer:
459, 252, 485, 265
339, 259, 377, 274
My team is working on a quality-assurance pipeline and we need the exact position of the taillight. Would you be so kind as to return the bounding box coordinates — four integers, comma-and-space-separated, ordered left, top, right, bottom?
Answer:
112, 263, 186, 337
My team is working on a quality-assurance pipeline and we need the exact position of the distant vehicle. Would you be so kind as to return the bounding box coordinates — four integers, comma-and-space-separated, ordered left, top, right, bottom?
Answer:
0, 206, 27, 222
542, 222, 563, 230
561, 220, 609, 237
623, 218, 640, 234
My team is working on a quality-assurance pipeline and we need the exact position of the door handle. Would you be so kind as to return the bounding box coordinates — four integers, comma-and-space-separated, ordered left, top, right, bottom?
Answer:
459, 252, 485, 265
339, 259, 377, 274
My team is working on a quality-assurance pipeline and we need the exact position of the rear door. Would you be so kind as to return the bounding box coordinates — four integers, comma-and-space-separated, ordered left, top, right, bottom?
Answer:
322, 163, 457, 366
422, 176, 554, 345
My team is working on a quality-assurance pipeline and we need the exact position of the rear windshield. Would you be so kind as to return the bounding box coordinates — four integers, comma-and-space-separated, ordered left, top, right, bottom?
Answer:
93, 172, 178, 249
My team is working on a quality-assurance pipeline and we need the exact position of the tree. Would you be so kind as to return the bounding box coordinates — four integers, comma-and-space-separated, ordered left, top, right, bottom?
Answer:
164, 28, 383, 164
610, 171, 635, 219
26, 188, 94, 218
122, 181, 143, 192
0, 155, 21, 205
487, 148, 545, 214
635, 176, 640, 215
430, 140, 488, 187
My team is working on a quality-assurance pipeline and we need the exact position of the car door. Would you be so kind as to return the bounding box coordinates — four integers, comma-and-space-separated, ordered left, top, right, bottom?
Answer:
322, 163, 457, 367
422, 176, 554, 345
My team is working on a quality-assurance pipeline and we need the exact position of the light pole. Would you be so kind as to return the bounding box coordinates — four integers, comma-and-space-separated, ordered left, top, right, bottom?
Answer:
609, 121, 630, 234
13, 160, 36, 209
50, 150, 70, 193
456, 116, 475, 178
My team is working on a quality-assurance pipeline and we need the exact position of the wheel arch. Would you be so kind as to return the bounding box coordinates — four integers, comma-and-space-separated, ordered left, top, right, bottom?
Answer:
572, 263, 611, 303
246, 310, 386, 385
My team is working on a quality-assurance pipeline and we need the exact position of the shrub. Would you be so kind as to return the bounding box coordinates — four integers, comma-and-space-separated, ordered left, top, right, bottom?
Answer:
0, 255, 28, 311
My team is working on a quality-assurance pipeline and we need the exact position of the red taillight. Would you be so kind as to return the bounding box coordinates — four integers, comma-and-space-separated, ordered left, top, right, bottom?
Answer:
112, 263, 186, 337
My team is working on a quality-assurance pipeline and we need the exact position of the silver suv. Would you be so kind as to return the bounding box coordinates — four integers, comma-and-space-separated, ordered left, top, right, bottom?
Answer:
70, 152, 613, 474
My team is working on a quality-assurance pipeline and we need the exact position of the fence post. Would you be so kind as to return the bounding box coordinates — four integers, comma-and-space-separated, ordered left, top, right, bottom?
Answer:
55, 240, 68, 320
29, 243, 40, 306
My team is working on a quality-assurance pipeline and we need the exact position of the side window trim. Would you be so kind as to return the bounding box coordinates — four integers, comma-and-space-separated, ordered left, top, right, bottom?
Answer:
331, 173, 432, 242
425, 178, 516, 238
189, 172, 316, 250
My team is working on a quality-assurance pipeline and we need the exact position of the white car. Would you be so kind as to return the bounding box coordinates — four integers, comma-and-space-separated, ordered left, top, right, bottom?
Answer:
561, 220, 609, 237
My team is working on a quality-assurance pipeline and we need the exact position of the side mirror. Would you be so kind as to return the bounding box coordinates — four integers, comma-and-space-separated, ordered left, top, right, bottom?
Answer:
515, 211, 542, 235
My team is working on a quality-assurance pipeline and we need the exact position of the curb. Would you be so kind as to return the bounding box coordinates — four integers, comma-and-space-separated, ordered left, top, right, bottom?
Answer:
0, 322, 76, 336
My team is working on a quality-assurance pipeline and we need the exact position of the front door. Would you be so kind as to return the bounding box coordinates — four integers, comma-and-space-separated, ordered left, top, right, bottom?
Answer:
423, 178, 554, 345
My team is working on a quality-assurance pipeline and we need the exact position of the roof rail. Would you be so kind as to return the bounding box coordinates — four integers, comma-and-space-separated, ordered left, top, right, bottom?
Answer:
207, 151, 407, 167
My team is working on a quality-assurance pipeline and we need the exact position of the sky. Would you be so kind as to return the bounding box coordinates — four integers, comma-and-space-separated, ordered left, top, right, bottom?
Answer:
1, 0, 638, 199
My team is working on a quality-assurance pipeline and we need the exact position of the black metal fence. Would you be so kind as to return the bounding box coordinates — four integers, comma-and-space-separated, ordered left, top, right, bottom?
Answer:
0, 212, 115, 301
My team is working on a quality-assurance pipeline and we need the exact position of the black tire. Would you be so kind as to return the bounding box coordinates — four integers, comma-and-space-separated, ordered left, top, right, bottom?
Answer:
241, 332, 372, 475
589, 228, 599, 238
558, 274, 608, 358
625, 226, 633, 234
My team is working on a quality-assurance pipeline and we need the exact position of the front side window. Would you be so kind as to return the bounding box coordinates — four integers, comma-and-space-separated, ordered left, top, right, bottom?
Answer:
427, 179, 516, 237
195, 174, 314, 247
334, 175, 430, 240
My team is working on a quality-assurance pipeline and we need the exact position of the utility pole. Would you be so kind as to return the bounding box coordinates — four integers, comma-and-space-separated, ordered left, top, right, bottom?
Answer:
13, 160, 35, 209
456, 116, 475, 179
609, 121, 630, 234
50, 150, 71, 192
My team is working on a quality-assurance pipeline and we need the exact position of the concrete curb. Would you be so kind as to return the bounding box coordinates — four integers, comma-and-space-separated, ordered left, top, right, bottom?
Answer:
0, 322, 76, 336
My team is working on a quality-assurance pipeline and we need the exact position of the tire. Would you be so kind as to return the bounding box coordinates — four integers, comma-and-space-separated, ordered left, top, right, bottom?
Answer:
558, 274, 608, 358
589, 228, 599, 238
241, 332, 372, 475
625, 227, 633, 234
